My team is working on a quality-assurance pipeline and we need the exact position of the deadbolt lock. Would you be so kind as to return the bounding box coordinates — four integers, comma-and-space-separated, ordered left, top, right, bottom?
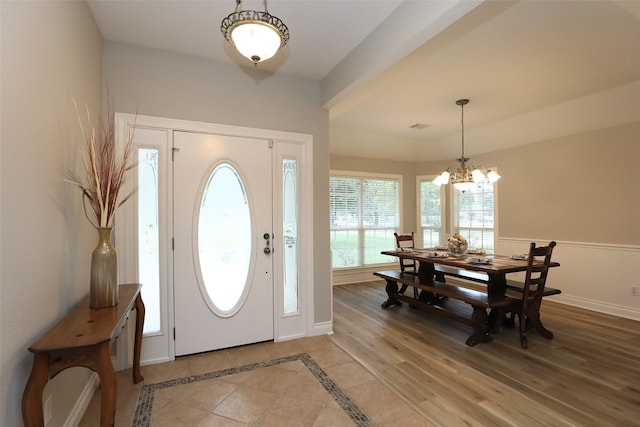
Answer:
263, 232, 272, 255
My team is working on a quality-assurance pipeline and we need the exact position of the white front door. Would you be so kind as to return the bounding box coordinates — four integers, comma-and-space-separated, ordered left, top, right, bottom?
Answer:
173, 131, 274, 356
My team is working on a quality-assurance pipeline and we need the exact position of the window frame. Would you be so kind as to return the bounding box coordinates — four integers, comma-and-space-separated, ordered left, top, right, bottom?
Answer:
329, 170, 403, 269
416, 175, 445, 248
418, 169, 499, 252
448, 168, 500, 253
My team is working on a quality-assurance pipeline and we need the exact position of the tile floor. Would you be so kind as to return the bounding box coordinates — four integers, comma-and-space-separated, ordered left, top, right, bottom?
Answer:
78, 335, 431, 426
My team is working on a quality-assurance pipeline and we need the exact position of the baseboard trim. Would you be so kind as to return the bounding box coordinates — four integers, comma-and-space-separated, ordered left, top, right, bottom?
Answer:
551, 294, 640, 321
314, 320, 333, 336
332, 265, 393, 286
141, 356, 173, 366
275, 332, 307, 342
63, 372, 99, 427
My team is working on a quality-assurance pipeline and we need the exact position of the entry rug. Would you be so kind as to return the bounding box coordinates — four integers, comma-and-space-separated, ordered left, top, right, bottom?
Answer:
132, 352, 373, 426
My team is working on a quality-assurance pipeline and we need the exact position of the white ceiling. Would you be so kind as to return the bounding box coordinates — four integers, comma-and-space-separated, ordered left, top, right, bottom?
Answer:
88, 0, 640, 162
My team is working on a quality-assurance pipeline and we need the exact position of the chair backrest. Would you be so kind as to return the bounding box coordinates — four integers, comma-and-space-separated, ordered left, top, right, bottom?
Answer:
394, 232, 415, 251
522, 241, 557, 304
394, 232, 416, 273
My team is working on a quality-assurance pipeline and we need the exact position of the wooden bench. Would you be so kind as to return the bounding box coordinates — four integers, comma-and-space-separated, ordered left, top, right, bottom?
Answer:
434, 265, 561, 297
374, 270, 513, 346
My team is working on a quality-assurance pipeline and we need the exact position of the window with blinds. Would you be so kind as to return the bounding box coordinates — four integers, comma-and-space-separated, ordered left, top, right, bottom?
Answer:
418, 177, 443, 248
451, 175, 497, 253
330, 172, 401, 268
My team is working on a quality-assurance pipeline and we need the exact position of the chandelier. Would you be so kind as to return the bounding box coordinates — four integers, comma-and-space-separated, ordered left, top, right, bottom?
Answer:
433, 99, 501, 191
220, 0, 290, 65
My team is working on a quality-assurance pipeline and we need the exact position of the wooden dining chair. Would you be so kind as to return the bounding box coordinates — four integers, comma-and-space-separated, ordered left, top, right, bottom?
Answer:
394, 232, 417, 274
505, 241, 557, 348
394, 232, 419, 298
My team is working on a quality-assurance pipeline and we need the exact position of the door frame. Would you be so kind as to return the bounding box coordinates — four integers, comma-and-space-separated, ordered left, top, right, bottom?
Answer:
114, 113, 315, 366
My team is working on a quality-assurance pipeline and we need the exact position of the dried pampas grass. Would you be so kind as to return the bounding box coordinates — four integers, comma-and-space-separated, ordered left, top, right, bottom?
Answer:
65, 97, 135, 228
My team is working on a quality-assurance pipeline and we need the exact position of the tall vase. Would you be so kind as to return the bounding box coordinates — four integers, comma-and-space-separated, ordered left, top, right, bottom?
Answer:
90, 227, 118, 308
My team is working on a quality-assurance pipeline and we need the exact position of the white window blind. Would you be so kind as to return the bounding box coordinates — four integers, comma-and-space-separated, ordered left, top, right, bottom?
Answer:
330, 173, 400, 268
451, 175, 497, 253
418, 177, 443, 248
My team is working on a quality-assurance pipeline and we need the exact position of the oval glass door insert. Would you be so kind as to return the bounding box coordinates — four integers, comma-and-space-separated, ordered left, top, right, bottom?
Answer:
196, 162, 252, 316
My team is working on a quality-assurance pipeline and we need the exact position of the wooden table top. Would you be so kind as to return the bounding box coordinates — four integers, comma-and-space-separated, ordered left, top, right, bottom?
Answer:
28, 283, 142, 353
381, 249, 559, 275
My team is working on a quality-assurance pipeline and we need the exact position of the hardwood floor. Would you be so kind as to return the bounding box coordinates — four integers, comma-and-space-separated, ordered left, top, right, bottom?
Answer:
330, 281, 640, 427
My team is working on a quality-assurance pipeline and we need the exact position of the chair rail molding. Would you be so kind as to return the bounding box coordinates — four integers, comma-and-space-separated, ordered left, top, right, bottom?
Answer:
497, 237, 640, 320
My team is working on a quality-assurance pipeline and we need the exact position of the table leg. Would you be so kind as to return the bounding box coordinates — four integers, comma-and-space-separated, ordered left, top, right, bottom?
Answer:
417, 261, 445, 303
417, 289, 442, 305
95, 342, 117, 427
487, 273, 511, 332
417, 261, 435, 284
488, 306, 511, 333
466, 306, 493, 346
133, 293, 145, 383
487, 273, 507, 295
22, 353, 49, 427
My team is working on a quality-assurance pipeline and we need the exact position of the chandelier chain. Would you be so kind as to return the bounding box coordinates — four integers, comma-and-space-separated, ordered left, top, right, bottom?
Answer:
434, 98, 501, 189
461, 101, 465, 160
456, 98, 469, 163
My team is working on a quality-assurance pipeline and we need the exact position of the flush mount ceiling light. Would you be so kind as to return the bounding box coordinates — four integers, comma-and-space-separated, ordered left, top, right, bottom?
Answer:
221, 0, 290, 65
433, 99, 501, 191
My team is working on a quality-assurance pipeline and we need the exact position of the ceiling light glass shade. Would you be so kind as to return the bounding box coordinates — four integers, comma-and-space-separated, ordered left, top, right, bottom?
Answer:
230, 21, 282, 63
487, 170, 501, 183
434, 170, 450, 185
221, 1, 289, 65
453, 181, 475, 192
471, 168, 485, 183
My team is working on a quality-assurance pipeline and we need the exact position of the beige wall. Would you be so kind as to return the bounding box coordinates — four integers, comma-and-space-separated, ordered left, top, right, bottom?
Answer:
102, 41, 332, 324
412, 121, 640, 246
0, 1, 103, 425
488, 122, 639, 245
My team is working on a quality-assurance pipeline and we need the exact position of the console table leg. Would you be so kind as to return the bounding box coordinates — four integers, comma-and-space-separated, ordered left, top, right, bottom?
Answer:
22, 353, 49, 427
95, 343, 117, 427
133, 294, 145, 383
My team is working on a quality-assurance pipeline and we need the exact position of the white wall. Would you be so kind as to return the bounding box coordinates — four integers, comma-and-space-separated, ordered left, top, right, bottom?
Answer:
101, 41, 332, 324
0, 1, 103, 426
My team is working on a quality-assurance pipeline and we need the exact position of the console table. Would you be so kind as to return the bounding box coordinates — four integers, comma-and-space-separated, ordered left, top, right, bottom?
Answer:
22, 283, 145, 427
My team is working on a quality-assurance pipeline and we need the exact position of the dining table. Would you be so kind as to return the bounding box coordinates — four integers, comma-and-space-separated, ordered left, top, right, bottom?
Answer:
378, 248, 560, 344
384, 248, 557, 288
